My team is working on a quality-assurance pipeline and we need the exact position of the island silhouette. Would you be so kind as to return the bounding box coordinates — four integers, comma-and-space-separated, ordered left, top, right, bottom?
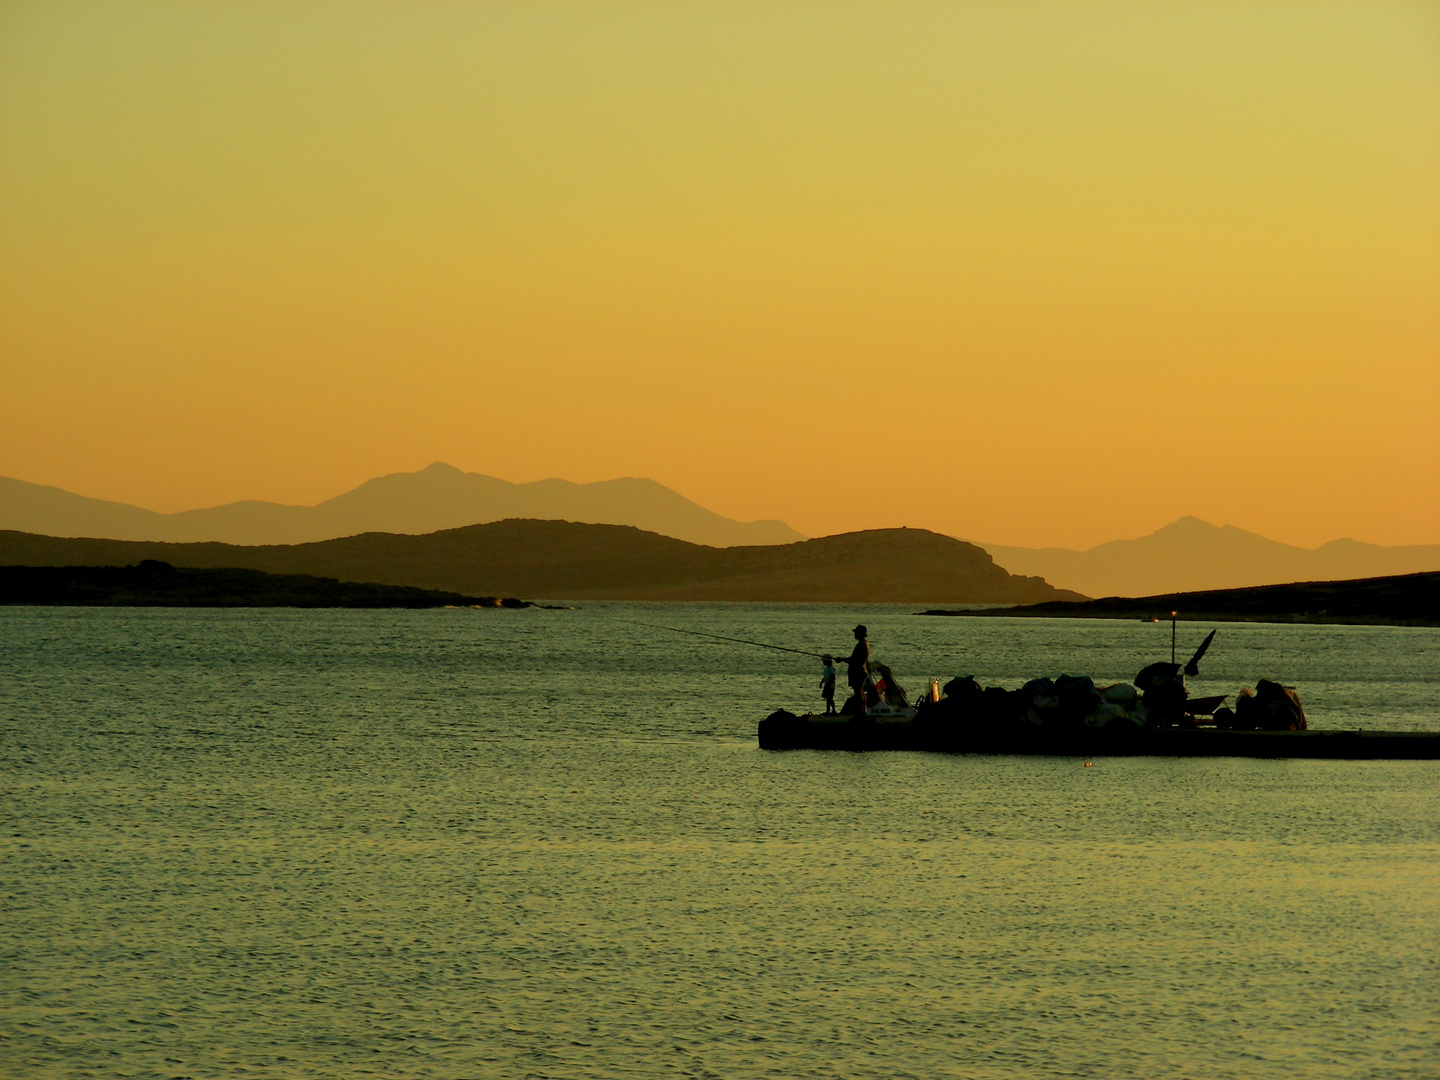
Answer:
0, 521, 1077, 605
0, 562, 530, 608
982, 516, 1440, 598
5, 469, 1435, 596
920, 572, 1440, 628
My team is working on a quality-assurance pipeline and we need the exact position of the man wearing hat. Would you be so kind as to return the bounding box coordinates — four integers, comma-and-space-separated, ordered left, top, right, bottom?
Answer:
841, 624, 871, 717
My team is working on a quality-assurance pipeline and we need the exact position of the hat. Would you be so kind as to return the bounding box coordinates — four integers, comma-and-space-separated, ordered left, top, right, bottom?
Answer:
853, 624, 867, 636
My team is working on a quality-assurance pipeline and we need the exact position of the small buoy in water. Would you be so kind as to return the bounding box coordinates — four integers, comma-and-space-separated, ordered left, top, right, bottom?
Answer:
1083, 762, 1092, 768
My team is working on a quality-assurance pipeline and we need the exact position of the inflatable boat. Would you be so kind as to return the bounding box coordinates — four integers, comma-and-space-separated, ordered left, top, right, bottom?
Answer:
757, 711, 1440, 759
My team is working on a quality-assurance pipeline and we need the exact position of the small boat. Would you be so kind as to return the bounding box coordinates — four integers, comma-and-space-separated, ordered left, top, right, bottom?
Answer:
760, 639, 1440, 760
645, 619, 1440, 760
757, 711, 1440, 759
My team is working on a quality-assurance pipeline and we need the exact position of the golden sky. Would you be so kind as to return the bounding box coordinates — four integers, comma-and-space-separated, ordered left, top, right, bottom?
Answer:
2, 1, 1437, 548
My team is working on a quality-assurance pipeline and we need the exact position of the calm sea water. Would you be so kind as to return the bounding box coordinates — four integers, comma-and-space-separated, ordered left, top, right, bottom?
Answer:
2, 605, 1438, 1079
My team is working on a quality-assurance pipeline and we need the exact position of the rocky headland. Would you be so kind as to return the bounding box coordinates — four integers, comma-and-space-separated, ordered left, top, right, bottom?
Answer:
0, 521, 1080, 604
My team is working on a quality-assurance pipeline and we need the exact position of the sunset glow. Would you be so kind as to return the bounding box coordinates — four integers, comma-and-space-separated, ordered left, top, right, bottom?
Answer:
2, 2, 1437, 548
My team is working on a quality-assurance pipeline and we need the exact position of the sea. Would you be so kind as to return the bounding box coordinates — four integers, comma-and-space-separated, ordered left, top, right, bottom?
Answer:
2, 604, 1437, 1079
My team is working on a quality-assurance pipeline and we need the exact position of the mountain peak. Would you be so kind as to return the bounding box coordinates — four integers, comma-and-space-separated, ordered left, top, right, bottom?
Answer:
982, 517, 1440, 596
0, 468, 805, 548
1154, 516, 1220, 535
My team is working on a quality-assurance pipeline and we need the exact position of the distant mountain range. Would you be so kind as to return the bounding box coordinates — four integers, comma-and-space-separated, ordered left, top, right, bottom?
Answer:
0, 463, 803, 548
5, 469, 1435, 595
0, 522, 1080, 604
980, 517, 1440, 598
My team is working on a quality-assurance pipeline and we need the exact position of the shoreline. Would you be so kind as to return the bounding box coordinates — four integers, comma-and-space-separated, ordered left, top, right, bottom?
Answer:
920, 571, 1439, 628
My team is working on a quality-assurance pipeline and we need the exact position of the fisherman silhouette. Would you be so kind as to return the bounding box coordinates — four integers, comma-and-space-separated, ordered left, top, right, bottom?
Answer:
841, 625, 871, 717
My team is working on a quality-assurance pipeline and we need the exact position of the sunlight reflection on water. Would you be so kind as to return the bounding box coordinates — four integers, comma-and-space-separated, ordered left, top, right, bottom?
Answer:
2, 606, 1437, 1078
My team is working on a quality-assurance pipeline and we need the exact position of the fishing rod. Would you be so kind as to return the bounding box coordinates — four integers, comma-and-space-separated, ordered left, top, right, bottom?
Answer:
631, 621, 828, 659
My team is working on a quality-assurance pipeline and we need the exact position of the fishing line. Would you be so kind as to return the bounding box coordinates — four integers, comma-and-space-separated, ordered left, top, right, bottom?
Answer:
629, 621, 828, 659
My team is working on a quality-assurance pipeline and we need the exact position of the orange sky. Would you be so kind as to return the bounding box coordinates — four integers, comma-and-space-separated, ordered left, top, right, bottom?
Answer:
2, 2, 1437, 549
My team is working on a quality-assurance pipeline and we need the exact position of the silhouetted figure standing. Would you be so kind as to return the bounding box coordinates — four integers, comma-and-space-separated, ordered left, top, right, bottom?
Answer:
820, 655, 838, 714
842, 625, 870, 717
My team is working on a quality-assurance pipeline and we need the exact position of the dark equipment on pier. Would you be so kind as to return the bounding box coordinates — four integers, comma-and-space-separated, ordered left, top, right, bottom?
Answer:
1184, 629, 1216, 678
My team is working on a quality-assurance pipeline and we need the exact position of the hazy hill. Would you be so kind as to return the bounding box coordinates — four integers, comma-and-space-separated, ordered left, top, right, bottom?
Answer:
981, 516, 1440, 597
0, 522, 1080, 604
922, 571, 1440, 627
0, 463, 803, 548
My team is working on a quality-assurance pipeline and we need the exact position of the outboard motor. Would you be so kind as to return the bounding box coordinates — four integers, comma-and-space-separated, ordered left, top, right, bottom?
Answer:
1135, 662, 1186, 726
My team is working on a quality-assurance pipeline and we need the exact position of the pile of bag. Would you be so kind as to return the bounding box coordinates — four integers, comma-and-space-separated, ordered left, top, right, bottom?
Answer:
926, 673, 1147, 731
924, 669, 1305, 732
1219, 680, 1307, 731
